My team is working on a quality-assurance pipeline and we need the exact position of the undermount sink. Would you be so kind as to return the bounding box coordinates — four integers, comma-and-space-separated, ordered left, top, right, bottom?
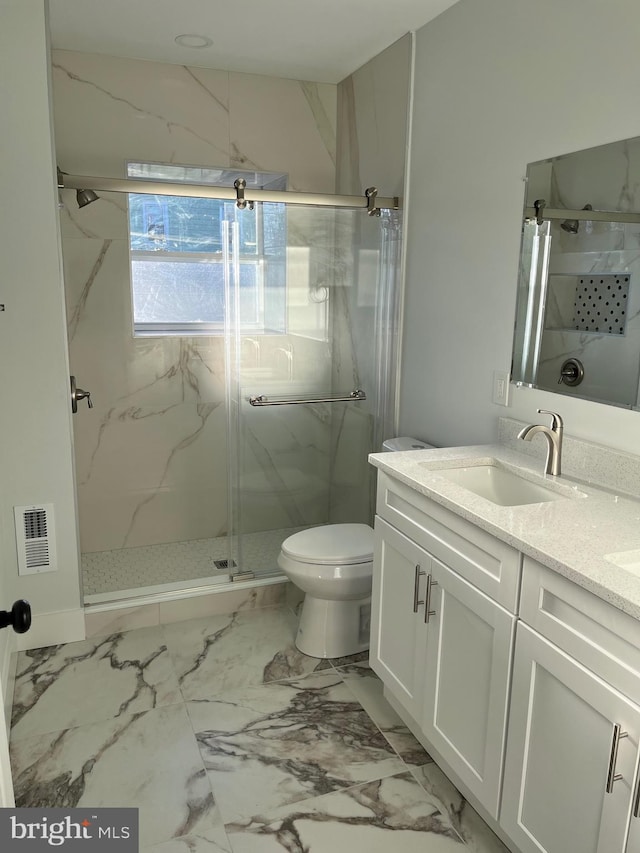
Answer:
435, 462, 571, 507
604, 550, 640, 576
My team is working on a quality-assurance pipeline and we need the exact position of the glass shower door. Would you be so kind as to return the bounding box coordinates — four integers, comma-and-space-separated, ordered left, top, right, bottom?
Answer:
226, 203, 334, 577
225, 203, 400, 579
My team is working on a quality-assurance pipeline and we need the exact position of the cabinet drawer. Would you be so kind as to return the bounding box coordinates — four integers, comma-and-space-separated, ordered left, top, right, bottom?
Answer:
376, 472, 521, 611
520, 557, 640, 704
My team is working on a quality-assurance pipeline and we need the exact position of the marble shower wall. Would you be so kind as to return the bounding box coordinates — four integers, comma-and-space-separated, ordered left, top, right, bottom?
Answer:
52, 50, 337, 552
331, 35, 412, 523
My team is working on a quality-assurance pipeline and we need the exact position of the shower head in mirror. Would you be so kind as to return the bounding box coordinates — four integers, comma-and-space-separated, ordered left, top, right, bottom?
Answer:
560, 203, 592, 233
560, 218, 579, 234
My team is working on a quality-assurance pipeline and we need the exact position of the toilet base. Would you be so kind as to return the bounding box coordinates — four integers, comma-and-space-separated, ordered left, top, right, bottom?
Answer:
295, 594, 371, 659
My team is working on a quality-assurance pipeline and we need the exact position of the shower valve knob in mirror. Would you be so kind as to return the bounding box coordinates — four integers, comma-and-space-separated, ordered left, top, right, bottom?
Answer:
558, 358, 584, 387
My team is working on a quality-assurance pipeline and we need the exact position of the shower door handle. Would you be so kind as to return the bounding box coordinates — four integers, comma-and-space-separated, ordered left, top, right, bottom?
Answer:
249, 389, 366, 406
70, 375, 94, 413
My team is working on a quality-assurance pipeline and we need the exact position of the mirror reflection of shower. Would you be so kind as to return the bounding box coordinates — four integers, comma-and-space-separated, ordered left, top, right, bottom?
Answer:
514, 133, 640, 409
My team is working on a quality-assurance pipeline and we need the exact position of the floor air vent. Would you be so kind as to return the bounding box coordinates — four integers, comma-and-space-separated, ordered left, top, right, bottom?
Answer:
213, 559, 237, 570
14, 504, 57, 575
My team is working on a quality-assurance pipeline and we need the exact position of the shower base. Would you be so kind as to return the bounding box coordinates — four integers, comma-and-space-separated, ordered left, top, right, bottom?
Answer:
82, 526, 306, 603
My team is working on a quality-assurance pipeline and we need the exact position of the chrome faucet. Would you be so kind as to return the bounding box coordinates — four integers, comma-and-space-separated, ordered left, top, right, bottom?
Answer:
517, 409, 564, 476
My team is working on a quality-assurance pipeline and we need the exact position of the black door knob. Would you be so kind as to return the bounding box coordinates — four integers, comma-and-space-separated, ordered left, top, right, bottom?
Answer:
0, 600, 31, 634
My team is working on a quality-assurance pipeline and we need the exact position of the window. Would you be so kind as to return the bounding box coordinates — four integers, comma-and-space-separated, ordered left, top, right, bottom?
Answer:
127, 163, 287, 336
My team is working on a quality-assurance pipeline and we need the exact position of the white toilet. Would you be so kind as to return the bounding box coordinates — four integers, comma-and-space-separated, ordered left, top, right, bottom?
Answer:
278, 436, 433, 658
278, 523, 374, 658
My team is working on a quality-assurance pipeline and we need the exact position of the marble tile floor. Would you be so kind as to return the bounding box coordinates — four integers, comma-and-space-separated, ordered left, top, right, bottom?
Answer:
9, 604, 510, 853
82, 527, 307, 597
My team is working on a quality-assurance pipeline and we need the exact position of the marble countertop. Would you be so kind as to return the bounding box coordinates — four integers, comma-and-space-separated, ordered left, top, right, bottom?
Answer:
369, 444, 640, 622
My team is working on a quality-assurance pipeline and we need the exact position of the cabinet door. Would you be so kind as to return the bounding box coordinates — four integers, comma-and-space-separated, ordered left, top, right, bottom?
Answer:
371, 518, 429, 720
501, 624, 640, 853
626, 770, 640, 852
420, 557, 515, 818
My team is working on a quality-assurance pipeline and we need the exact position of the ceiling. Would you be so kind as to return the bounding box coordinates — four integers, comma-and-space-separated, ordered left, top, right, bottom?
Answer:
48, 0, 459, 84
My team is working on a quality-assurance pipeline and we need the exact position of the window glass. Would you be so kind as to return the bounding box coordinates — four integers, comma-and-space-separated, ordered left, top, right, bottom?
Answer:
127, 163, 287, 336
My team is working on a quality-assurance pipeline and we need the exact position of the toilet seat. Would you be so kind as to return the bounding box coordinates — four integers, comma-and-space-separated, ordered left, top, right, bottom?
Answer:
281, 523, 374, 566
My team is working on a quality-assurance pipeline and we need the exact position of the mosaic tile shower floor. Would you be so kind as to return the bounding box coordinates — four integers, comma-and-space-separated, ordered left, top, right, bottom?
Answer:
82, 527, 307, 596
10, 604, 511, 853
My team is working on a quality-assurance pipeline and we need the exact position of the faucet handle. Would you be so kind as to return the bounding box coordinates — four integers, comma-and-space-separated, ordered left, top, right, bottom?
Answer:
537, 409, 564, 430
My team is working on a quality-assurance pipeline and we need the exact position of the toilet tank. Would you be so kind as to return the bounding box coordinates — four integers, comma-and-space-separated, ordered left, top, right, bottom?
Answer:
382, 437, 434, 452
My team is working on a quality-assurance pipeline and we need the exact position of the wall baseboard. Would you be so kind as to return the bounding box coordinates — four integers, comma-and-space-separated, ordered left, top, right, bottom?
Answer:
0, 633, 15, 735
15, 608, 85, 652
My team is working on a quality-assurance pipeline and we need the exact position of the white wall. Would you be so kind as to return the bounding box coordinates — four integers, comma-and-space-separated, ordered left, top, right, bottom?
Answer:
0, 0, 83, 649
400, 0, 640, 453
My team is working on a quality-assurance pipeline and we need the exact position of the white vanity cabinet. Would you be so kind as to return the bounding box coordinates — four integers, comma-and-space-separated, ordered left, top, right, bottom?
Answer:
371, 467, 640, 853
371, 473, 520, 817
501, 559, 640, 853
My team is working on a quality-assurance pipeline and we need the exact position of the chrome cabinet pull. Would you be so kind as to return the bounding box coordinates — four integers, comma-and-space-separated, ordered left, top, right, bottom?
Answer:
424, 575, 438, 623
413, 565, 426, 613
633, 772, 640, 819
606, 723, 628, 793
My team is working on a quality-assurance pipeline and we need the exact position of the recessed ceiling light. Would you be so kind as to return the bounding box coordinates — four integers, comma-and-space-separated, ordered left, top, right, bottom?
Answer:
174, 34, 213, 49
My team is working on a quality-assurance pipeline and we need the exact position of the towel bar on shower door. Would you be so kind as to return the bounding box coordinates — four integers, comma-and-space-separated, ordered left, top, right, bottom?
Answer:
248, 389, 366, 406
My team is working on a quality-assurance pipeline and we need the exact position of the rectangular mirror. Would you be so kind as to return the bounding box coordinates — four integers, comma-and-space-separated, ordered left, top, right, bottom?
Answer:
512, 136, 640, 409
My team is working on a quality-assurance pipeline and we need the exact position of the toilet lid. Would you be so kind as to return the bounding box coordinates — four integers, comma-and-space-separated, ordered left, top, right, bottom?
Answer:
281, 523, 374, 565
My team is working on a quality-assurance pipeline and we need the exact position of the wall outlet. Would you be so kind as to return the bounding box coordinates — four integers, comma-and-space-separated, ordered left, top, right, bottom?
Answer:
492, 370, 510, 406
